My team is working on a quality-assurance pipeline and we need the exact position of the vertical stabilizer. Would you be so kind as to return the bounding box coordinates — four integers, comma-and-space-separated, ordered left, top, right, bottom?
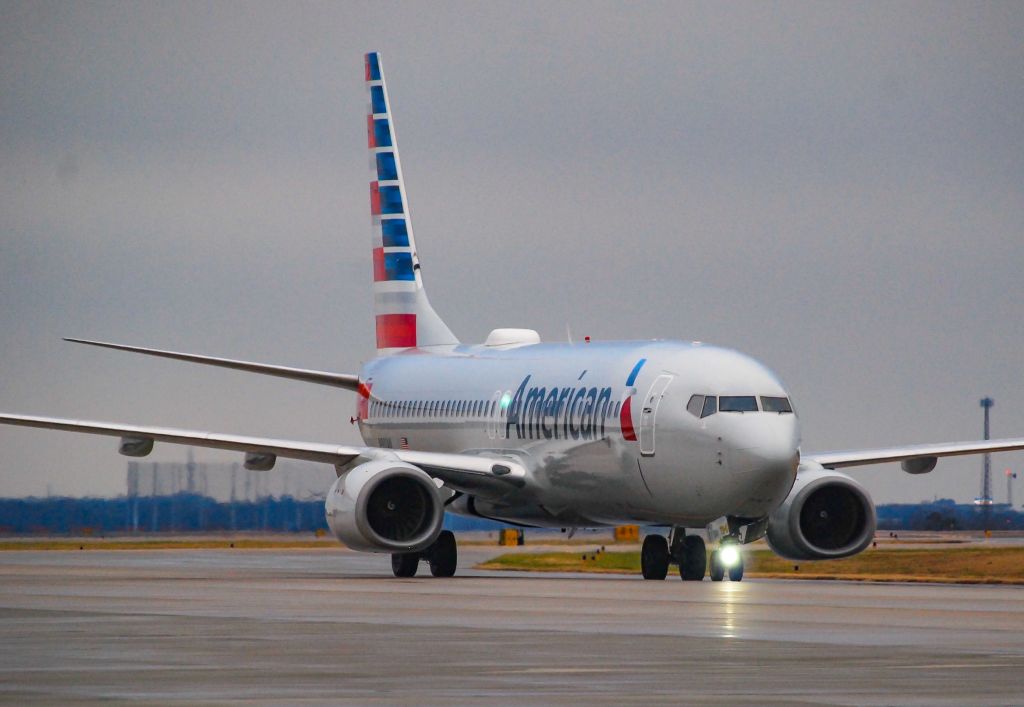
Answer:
365, 52, 459, 355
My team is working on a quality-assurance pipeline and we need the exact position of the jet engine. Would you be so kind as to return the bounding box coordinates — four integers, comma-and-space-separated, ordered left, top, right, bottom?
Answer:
325, 460, 444, 553
766, 464, 876, 561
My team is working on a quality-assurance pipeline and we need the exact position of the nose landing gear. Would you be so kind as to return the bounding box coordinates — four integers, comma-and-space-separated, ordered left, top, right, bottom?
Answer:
709, 541, 744, 582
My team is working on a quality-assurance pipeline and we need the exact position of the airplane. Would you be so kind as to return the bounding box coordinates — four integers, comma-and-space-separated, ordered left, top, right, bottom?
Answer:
3, 52, 1024, 582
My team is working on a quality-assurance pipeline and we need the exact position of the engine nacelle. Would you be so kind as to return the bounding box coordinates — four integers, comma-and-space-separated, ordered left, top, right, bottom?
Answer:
325, 460, 444, 553
766, 465, 876, 561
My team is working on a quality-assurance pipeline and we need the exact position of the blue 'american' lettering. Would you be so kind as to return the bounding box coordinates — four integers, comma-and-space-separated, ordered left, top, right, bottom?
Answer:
505, 375, 613, 441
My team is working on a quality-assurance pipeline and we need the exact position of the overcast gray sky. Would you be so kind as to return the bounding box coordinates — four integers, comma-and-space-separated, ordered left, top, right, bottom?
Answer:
1, 1, 1022, 504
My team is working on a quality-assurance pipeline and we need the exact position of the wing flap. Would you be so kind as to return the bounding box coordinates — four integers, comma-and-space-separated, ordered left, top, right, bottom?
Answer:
807, 438, 1024, 469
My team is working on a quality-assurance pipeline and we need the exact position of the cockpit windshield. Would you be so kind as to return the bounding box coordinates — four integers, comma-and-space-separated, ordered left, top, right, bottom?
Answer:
688, 394, 793, 417
700, 396, 717, 418
686, 394, 704, 417
761, 396, 793, 413
719, 396, 758, 413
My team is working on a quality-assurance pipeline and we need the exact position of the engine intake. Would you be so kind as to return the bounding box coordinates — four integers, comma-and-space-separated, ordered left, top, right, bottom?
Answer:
766, 465, 876, 561
325, 460, 444, 553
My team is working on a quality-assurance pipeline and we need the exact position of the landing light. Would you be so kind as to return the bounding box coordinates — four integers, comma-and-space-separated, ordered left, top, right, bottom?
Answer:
719, 544, 741, 567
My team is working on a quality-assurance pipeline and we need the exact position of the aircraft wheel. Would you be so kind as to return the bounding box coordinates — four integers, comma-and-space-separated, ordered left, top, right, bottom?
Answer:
641, 534, 670, 580
391, 551, 419, 577
709, 550, 725, 582
728, 555, 744, 582
428, 530, 458, 577
678, 535, 707, 581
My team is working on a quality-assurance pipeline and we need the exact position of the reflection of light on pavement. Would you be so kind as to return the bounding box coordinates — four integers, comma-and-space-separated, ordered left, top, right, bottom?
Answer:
720, 582, 743, 638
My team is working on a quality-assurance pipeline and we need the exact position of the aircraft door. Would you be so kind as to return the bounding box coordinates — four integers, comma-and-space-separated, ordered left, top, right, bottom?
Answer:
639, 375, 673, 457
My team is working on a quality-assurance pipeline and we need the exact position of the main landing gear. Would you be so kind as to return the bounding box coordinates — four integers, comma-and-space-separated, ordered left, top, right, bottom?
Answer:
640, 529, 745, 582
641, 534, 670, 579
677, 534, 707, 581
390, 529, 458, 578
640, 528, 708, 581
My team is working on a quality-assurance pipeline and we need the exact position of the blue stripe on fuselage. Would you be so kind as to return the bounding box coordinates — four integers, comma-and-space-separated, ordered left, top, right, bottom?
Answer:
625, 358, 646, 386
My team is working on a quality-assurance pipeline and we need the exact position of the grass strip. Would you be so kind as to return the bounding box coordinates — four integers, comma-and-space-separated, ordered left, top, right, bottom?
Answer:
476, 546, 1024, 584
0, 538, 339, 551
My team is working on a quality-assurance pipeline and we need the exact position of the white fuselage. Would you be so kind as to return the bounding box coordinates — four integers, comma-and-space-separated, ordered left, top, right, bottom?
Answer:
357, 340, 801, 528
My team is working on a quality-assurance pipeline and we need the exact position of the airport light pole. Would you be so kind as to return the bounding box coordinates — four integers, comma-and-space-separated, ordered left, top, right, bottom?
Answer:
980, 397, 994, 533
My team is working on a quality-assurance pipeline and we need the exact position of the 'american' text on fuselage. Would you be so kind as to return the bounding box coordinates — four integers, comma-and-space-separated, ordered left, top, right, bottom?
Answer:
506, 375, 615, 441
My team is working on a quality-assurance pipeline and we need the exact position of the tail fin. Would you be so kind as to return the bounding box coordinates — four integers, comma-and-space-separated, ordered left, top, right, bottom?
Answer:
365, 52, 459, 355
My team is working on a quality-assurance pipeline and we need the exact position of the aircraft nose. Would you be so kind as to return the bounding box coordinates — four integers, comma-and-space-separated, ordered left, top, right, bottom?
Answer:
738, 438, 800, 477
725, 423, 800, 518
727, 416, 800, 479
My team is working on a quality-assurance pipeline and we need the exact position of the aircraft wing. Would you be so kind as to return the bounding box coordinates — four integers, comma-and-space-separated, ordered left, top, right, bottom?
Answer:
64, 338, 360, 391
0, 413, 529, 495
807, 438, 1024, 470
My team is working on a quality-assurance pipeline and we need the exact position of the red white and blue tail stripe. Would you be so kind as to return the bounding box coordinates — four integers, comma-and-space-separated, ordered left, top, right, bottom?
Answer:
366, 52, 458, 354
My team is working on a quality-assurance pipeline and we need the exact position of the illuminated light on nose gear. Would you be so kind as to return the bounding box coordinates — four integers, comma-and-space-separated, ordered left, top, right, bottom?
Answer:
720, 544, 741, 568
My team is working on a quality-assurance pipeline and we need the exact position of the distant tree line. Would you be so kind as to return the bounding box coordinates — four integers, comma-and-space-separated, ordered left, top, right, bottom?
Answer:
876, 499, 1024, 531
0, 494, 503, 534
2, 495, 1020, 535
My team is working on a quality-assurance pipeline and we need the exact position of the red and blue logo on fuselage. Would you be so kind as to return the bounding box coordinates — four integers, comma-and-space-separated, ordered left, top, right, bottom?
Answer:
619, 358, 646, 441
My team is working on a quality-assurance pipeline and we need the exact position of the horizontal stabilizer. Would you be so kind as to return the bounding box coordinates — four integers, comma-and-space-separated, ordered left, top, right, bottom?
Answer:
65, 338, 360, 391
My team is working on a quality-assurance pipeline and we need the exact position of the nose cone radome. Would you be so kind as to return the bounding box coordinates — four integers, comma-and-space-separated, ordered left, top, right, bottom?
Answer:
726, 415, 800, 516
729, 414, 799, 470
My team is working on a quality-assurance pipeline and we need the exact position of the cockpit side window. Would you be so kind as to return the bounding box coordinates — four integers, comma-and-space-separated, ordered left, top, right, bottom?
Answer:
686, 394, 704, 417
720, 396, 758, 412
700, 396, 717, 418
761, 396, 793, 413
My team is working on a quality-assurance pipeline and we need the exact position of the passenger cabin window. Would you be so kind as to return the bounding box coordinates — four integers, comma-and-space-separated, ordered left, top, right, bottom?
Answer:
761, 396, 793, 413
700, 396, 717, 418
720, 396, 758, 413
686, 395, 704, 418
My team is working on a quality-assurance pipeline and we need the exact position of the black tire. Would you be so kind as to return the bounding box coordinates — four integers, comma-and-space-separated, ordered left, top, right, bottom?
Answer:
391, 552, 419, 577
641, 534, 670, 580
428, 530, 458, 578
728, 555, 744, 582
709, 550, 725, 582
678, 535, 706, 581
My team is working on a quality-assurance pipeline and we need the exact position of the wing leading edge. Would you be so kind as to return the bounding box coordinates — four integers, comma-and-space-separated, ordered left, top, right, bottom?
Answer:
807, 438, 1024, 470
64, 338, 360, 391
0, 413, 528, 496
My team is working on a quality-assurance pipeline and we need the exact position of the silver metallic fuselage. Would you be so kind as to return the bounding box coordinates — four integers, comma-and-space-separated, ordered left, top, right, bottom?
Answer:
358, 340, 800, 528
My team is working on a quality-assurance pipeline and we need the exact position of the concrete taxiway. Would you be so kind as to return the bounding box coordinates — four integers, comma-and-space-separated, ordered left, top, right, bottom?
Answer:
1, 546, 1023, 705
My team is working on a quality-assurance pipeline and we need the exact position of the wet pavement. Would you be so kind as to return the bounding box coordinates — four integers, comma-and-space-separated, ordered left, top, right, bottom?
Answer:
1, 547, 1022, 704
